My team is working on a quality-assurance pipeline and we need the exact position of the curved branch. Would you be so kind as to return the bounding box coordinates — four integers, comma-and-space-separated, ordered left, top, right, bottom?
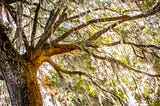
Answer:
113, 58, 160, 77
47, 58, 86, 76
42, 43, 79, 56
87, 21, 122, 41
46, 57, 64, 79
46, 57, 125, 105
83, 48, 160, 77
102, 40, 160, 50
52, 4, 160, 43
132, 46, 145, 59
125, 41, 160, 50
65, 7, 107, 21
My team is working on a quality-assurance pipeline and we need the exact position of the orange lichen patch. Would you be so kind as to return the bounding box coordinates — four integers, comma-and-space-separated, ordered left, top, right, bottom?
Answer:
23, 65, 43, 106
30, 56, 49, 71
43, 44, 79, 56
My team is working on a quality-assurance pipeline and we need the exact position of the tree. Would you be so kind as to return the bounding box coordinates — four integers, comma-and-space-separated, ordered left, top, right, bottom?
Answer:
0, 0, 160, 105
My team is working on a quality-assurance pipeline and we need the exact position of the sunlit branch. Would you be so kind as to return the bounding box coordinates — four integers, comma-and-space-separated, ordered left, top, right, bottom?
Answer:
87, 21, 122, 41
31, 3, 40, 47
4, 1, 30, 54
85, 41, 160, 60
126, 41, 160, 50
65, 7, 107, 21
44, 9, 60, 31
52, 4, 160, 44
65, 7, 138, 21
102, 40, 160, 50
42, 43, 79, 56
83, 48, 160, 77
47, 58, 86, 76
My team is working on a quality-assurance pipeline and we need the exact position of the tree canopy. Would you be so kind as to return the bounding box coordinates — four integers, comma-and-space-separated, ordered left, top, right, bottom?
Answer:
0, 0, 160, 105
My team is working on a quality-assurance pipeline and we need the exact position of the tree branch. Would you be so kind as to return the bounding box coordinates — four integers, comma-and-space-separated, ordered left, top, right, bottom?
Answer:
102, 40, 160, 50
65, 7, 107, 21
65, 7, 137, 22
22, 30, 30, 53
52, 12, 67, 35
125, 41, 160, 50
42, 43, 79, 56
4, 1, 30, 53
142, 48, 159, 58
3, 1, 16, 23
87, 21, 122, 42
35, 8, 60, 49
87, 75, 126, 106
31, 3, 40, 47
46, 57, 125, 105
51, 3, 160, 43
83, 48, 160, 77
102, 41, 160, 58
15, 2, 23, 51
46, 57, 64, 79
132, 46, 145, 59
46, 57, 86, 75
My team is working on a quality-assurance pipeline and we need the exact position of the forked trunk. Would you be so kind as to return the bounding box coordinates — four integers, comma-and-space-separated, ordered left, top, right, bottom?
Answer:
0, 25, 43, 106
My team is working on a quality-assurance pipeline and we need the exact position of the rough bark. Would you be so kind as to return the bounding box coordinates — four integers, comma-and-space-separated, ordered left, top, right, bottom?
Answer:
0, 24, 42, 106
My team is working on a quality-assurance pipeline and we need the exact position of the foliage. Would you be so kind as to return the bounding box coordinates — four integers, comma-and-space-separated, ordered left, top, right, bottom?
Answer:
0, 0, 160, 105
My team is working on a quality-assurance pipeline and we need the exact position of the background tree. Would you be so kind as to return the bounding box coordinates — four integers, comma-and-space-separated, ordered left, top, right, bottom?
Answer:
0, 0, 160, 105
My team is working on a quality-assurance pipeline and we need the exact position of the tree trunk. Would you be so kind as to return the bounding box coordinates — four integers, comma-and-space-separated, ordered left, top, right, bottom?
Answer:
0, 25, 42, 106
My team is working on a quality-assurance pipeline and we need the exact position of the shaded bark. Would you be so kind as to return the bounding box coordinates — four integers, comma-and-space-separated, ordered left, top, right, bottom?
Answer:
0, 24, 42, 106
1, 0, 22, 4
